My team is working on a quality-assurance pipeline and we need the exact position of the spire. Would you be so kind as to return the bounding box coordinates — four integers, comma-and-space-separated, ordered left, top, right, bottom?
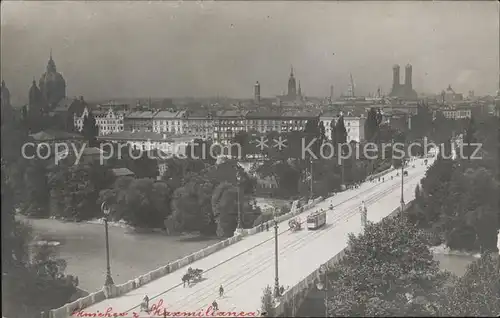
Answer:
47, 49, 56, 72
290, 65, 294, 77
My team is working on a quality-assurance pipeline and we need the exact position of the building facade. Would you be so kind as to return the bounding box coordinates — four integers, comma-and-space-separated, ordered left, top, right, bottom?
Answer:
153, 111, 183, 134
124, 110, 159, 132
74, 106, 125, 135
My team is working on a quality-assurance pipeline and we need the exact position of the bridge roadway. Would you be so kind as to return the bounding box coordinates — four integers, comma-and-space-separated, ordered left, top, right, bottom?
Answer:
76, 157, 432, 317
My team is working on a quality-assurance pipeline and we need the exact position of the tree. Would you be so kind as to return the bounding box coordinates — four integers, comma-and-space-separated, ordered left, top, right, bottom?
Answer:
364, 108, 380, 142
82, 112, 98, 147
1, 166, 78, 318
99, 178, 172, 228
443, 254, 500, 316
212, 182, 239, 237
335, 116, 347, 155
462, 116, 477, 161
330, 119, 337, 145
49, 163, 113, 221
232, 131, 251, 159
21, 159, 50, 217
327, 216, 449, 316
170, 175, 217, 235
261, 285, 276, 317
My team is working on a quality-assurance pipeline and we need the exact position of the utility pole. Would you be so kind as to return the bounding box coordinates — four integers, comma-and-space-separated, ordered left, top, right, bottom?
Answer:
310, 159, 313, 199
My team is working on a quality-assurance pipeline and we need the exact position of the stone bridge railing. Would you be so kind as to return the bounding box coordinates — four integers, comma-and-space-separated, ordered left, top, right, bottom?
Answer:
44, 199, 327, 318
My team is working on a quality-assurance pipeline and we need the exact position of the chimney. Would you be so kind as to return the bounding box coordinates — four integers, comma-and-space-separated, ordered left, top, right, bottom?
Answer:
79, 96, 84, 102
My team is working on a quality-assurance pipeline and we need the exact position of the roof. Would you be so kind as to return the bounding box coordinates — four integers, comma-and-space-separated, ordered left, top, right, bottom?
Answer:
52, 97, 75, 112
111, 168, 135, 177
82, 147, 106, 156
154, 111, 179, 119
125, 110, 159, 119
186, 110, 212, 118
29, 129, 83, 141
216, 110, 249, 118
246, 110, 282, 119
281, 110, 321, 118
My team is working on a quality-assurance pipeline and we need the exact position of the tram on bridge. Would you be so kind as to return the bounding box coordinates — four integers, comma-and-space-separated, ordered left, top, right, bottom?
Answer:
306, 210, 326, 230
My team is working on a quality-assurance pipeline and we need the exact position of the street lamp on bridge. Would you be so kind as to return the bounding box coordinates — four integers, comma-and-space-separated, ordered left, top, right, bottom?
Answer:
273, 210, 280, 298
101, 201, 114, 287
236, 172, 242, 230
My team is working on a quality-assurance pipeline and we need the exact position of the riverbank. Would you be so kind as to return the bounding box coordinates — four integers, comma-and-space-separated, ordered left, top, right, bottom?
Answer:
17, 215, 221, 292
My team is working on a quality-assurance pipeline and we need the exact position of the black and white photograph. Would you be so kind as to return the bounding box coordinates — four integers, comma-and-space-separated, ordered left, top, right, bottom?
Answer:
1, 1, 499, 317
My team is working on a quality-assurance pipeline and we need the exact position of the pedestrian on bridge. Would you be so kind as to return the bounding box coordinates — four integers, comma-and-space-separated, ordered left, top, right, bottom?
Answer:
212, 300, 219, 311
219, 285, 224, 297
141, 295, 149, 312
266, 222, 269, 231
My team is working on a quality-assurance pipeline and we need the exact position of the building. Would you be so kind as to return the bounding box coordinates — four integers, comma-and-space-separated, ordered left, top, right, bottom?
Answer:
320, 111, 366, 143
440, 105, 472, 120
51, 96, 89, 131
245, 110, 283, 134
276, 66, 304, 105
111, 168, 135, 178
181, 110, 214, 139
1, 80, 15, 123
96, 130, 194, 154
39, 51, 66, 108
80, 147, 107, 164
390, 64, 418, 100
152, 111, 182, 134
213, 110, 249, 143
74, 106, 125, 136
254, 81, 261, 105
280, 110, 319, 133
441, 85, 464, 104
124, 110, 159, 132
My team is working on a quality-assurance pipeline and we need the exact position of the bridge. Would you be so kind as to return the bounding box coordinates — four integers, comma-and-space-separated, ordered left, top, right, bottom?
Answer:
48, 157, 432, 318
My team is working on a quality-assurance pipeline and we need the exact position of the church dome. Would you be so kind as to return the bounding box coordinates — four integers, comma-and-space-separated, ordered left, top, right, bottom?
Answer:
39, 52, 66, 107
29, 79, 42, 103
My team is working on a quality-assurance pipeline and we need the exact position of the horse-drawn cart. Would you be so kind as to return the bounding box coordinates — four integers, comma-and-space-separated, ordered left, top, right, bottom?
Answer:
288, 218, 302, 232
182, 267, 203, 287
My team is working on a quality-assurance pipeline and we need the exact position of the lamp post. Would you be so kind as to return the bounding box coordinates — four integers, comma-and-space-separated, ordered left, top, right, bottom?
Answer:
400, 158, 405, 216
236, 173, 242, 230
101, 201, 114, 287
310, 159, 313, 199
316, 264, 328, 317
273, 212, 280, 298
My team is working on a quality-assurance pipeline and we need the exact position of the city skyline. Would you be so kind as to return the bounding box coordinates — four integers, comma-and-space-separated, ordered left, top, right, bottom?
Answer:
1, 1, 499, 105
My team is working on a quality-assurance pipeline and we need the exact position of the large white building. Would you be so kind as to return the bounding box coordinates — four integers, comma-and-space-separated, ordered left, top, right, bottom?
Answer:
320, 111, 366, 143
74, 106, 125, 136
153, 111, 184, 134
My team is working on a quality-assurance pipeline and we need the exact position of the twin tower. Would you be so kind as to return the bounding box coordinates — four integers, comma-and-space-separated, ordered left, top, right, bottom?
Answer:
390, 64, 417, 99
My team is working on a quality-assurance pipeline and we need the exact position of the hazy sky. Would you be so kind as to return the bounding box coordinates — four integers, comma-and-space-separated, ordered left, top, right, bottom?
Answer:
1, 1, 499, 105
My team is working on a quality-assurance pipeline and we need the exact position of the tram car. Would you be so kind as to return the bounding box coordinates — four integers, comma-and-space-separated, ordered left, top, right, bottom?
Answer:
307, 210, 327, 230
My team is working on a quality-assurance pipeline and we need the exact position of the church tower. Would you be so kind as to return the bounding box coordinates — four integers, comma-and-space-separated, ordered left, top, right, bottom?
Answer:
254, 81, 261, 105
39, 50, 66, 108
1, 80, 14, 123
298, 80, 302, 97
287, 66, 297, 98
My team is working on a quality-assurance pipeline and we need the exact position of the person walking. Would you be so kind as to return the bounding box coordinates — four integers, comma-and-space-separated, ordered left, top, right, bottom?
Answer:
141, 295, 149, 312
219, 285, 224, 297
212, 300, 219, 311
